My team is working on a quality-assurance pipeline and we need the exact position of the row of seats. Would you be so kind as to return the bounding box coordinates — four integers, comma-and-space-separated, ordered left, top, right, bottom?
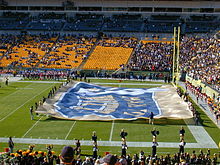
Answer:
83, 37, 137, 70
0, 35, 55, 68
83, 46, 133, 70
38, 36, 96, 69
0, 35, 96, 69
0, 12, 219, 33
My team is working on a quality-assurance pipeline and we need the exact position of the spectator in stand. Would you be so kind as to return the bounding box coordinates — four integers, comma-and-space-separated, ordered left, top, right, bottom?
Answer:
59, 146, 75, 165
180, 35, 220, 92
100, 154, 119, 165
127, 41, 173, 72
0, 145, 219, 165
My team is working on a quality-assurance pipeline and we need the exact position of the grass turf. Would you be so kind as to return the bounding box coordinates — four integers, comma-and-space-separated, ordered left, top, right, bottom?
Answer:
0, 79, 219, 156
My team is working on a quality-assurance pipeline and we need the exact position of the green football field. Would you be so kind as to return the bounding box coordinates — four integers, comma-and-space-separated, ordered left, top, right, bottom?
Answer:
0, 79, 219, 156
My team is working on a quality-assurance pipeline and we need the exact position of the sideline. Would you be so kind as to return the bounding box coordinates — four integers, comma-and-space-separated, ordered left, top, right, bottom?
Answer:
0, 137, 217, 148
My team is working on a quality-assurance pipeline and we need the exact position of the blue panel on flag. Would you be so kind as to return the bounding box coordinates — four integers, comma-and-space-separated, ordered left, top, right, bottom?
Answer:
54, 82, 162, 120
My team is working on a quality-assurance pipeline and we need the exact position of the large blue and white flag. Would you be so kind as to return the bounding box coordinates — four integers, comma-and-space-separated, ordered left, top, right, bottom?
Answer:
54, 82, 165, 120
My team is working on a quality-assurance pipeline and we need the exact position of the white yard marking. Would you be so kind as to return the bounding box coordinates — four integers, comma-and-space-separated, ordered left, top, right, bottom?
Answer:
184, 119, 217, 148
22, 116, 44, 138
0, 83, 33, 101
109, 120, 115, 141
65, 121, 76, 140
0, 85, 53, 122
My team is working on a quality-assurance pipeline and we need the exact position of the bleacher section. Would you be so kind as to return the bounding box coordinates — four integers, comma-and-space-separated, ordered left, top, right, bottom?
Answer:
144, 15, 182, 33
0, 12, 219, 33
0, 35, 55, 68
38, 36, 96, 69
0, 34, 96, 69
127, 40, 173, 72
63, 14, 104, 31
0, 12, 30, 30
83, 37, 137, 70
103, 14, 144, 32
185, 15, 220, 33
26, 13, 66, 31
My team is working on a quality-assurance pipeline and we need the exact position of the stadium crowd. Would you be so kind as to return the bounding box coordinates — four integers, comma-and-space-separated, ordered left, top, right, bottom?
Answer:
180, 35, 220, 92
0, 144, 219, 165
0, 33, 219, 91
127, 41, 173, 72
2, 33, 217, 87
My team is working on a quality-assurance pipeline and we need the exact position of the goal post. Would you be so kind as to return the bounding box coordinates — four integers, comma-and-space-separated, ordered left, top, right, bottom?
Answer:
172, 26, 181, 85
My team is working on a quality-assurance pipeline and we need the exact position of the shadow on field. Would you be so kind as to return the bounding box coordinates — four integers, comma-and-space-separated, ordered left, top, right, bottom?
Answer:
41, 117, 187, 126
114, 118, 187, 126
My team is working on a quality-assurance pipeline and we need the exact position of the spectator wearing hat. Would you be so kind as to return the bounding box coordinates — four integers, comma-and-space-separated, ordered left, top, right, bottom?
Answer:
119, 155, 127, 165
59, 146, 74, 165
100, 154, 119, 165
82, 157, 92, 165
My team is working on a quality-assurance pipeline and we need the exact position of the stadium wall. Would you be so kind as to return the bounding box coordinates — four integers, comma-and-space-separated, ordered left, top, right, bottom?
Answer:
2, 0, 220, 14
6, 0, 220, 8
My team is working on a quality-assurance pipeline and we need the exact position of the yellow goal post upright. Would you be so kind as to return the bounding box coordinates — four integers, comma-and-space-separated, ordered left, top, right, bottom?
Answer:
172, 26, 181, 85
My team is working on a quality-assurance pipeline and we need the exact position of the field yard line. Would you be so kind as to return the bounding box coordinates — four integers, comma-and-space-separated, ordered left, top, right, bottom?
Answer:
109, 120, 115, 141
0, 84, 53, 122
22, 116, 43, 138
65, 121, 76, 140
20, 81, 63, 84
0, 83, 33, 101
184, 119, 218, 148
93, 83, 163, 86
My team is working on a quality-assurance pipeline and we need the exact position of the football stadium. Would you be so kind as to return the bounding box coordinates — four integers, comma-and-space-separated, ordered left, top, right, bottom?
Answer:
0, 0, 220, 164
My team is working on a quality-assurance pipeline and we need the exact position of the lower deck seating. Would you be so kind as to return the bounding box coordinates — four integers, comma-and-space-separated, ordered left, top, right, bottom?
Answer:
83, 46, 133, 70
